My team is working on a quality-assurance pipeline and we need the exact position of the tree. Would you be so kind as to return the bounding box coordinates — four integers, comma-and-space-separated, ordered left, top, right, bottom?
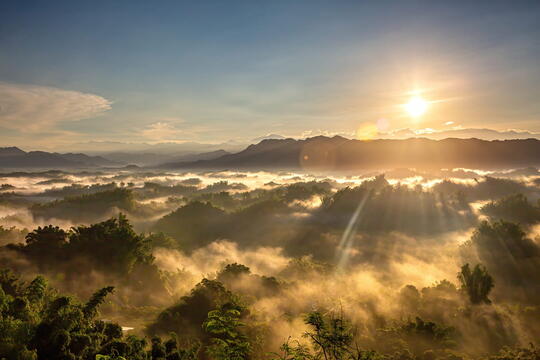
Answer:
272, 311, 380, 360
83, 286, 114, 319
480, 194, 540, 224
203, 303, 251, 360
457, 263, 494, 304
147, 279, 237, 338
0, 269, 186, 359
303, 311, 354, 360
464, 220, 540, 303
25, 225, 67, 249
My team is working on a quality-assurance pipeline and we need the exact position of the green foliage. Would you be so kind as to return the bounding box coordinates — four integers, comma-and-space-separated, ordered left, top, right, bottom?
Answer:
321, 183, 474, 235
147, 279, 237, 338
270, 338, 314, 360
303, 311, 354, 360
0, 225, 27, 246
2, 174, 540, 360
280, 257, 333, 279
467, 220, 540, 302
153, 201, 227, 249
480, 194, 540, 224
25, 276, 48, 305
146, 232, 178, 250
0, 269, 198, 360
13, 214, 154, 277
398, 317, 455, 350
40, 182, 118, 199
191, 191, 237, 210
95, 354, 127, 360
25, 225, 68, 248
0, 268, 24, 297
273, 311, 385, 360
69, 214, 153, 274
457, 264, 494, 305
373, 315, 457, 358
1, 271, 114, 359
1, 214, 176, 311
83, 286, 115, 319
433, 176, 534, 202
217, 263, 252, 283
31, 188, 135, 223
486, 345, 539, 360
136, 182, 197, 200
203, 304, 251, 360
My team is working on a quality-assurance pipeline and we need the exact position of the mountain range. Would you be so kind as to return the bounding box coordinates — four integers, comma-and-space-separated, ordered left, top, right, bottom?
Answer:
164, 136, 540, 171
0, 147, 120, 168
2, 136, 540, 170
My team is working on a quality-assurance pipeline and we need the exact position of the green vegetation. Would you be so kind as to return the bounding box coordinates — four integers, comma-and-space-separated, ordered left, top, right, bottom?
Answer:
0, 269, 194, 360
457, 264, 494, 305
480, 194, 540, 224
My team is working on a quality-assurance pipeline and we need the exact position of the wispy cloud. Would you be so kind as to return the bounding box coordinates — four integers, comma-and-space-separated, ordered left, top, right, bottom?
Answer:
0, 82, 111, 132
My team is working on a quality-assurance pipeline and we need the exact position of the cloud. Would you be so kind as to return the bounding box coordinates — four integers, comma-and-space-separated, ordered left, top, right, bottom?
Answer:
140, 121, 185, 141
0, 82, 111, 132
380, 127, 540, 141
299, 129, 356, 139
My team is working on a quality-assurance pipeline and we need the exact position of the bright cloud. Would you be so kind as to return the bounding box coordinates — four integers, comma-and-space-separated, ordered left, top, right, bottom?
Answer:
380, 127, 540, 140
0, 82, 111, 132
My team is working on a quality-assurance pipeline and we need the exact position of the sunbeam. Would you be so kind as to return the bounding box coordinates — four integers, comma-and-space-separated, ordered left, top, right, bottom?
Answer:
335, 193, 370, 271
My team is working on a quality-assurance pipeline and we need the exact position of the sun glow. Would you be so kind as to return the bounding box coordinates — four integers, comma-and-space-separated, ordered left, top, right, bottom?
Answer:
405, 96, 428, 117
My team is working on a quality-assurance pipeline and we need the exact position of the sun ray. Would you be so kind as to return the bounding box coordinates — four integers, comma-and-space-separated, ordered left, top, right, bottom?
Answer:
335, 192, 369, 271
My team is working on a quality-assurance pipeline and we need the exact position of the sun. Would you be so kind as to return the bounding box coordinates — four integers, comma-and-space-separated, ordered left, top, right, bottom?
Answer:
405, 96, 428, 117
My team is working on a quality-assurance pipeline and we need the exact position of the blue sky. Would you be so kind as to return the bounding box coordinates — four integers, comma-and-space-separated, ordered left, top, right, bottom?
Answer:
1, 0, 539, 148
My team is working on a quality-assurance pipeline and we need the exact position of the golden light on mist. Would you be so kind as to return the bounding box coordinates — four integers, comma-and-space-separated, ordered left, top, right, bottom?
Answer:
404, 96, 428, 118
356, 123, 378, 140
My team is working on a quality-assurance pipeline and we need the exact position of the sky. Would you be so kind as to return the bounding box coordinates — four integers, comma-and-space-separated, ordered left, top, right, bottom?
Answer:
1, 0, 540, 149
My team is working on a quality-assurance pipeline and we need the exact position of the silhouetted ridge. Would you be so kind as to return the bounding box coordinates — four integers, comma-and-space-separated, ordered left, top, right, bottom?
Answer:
0, 147, 26, 157
163, 136, 540, 170
0, 148, 121, 168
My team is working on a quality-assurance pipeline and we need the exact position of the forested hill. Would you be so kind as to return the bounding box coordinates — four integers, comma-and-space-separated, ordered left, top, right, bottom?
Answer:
166, 137, 540, 170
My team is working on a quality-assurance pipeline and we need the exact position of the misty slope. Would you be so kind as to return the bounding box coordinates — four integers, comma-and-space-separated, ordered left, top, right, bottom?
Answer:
0, 147, 121, 168
166, 136, 540, 170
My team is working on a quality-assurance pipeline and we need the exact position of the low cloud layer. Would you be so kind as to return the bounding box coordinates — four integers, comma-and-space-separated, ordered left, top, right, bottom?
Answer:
380, 127, 540, 141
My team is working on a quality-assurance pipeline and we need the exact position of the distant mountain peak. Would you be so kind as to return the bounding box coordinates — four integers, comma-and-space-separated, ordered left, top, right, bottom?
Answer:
0, 147, 120, 168
251, 134, 287, 143
0, 146, 26, 157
